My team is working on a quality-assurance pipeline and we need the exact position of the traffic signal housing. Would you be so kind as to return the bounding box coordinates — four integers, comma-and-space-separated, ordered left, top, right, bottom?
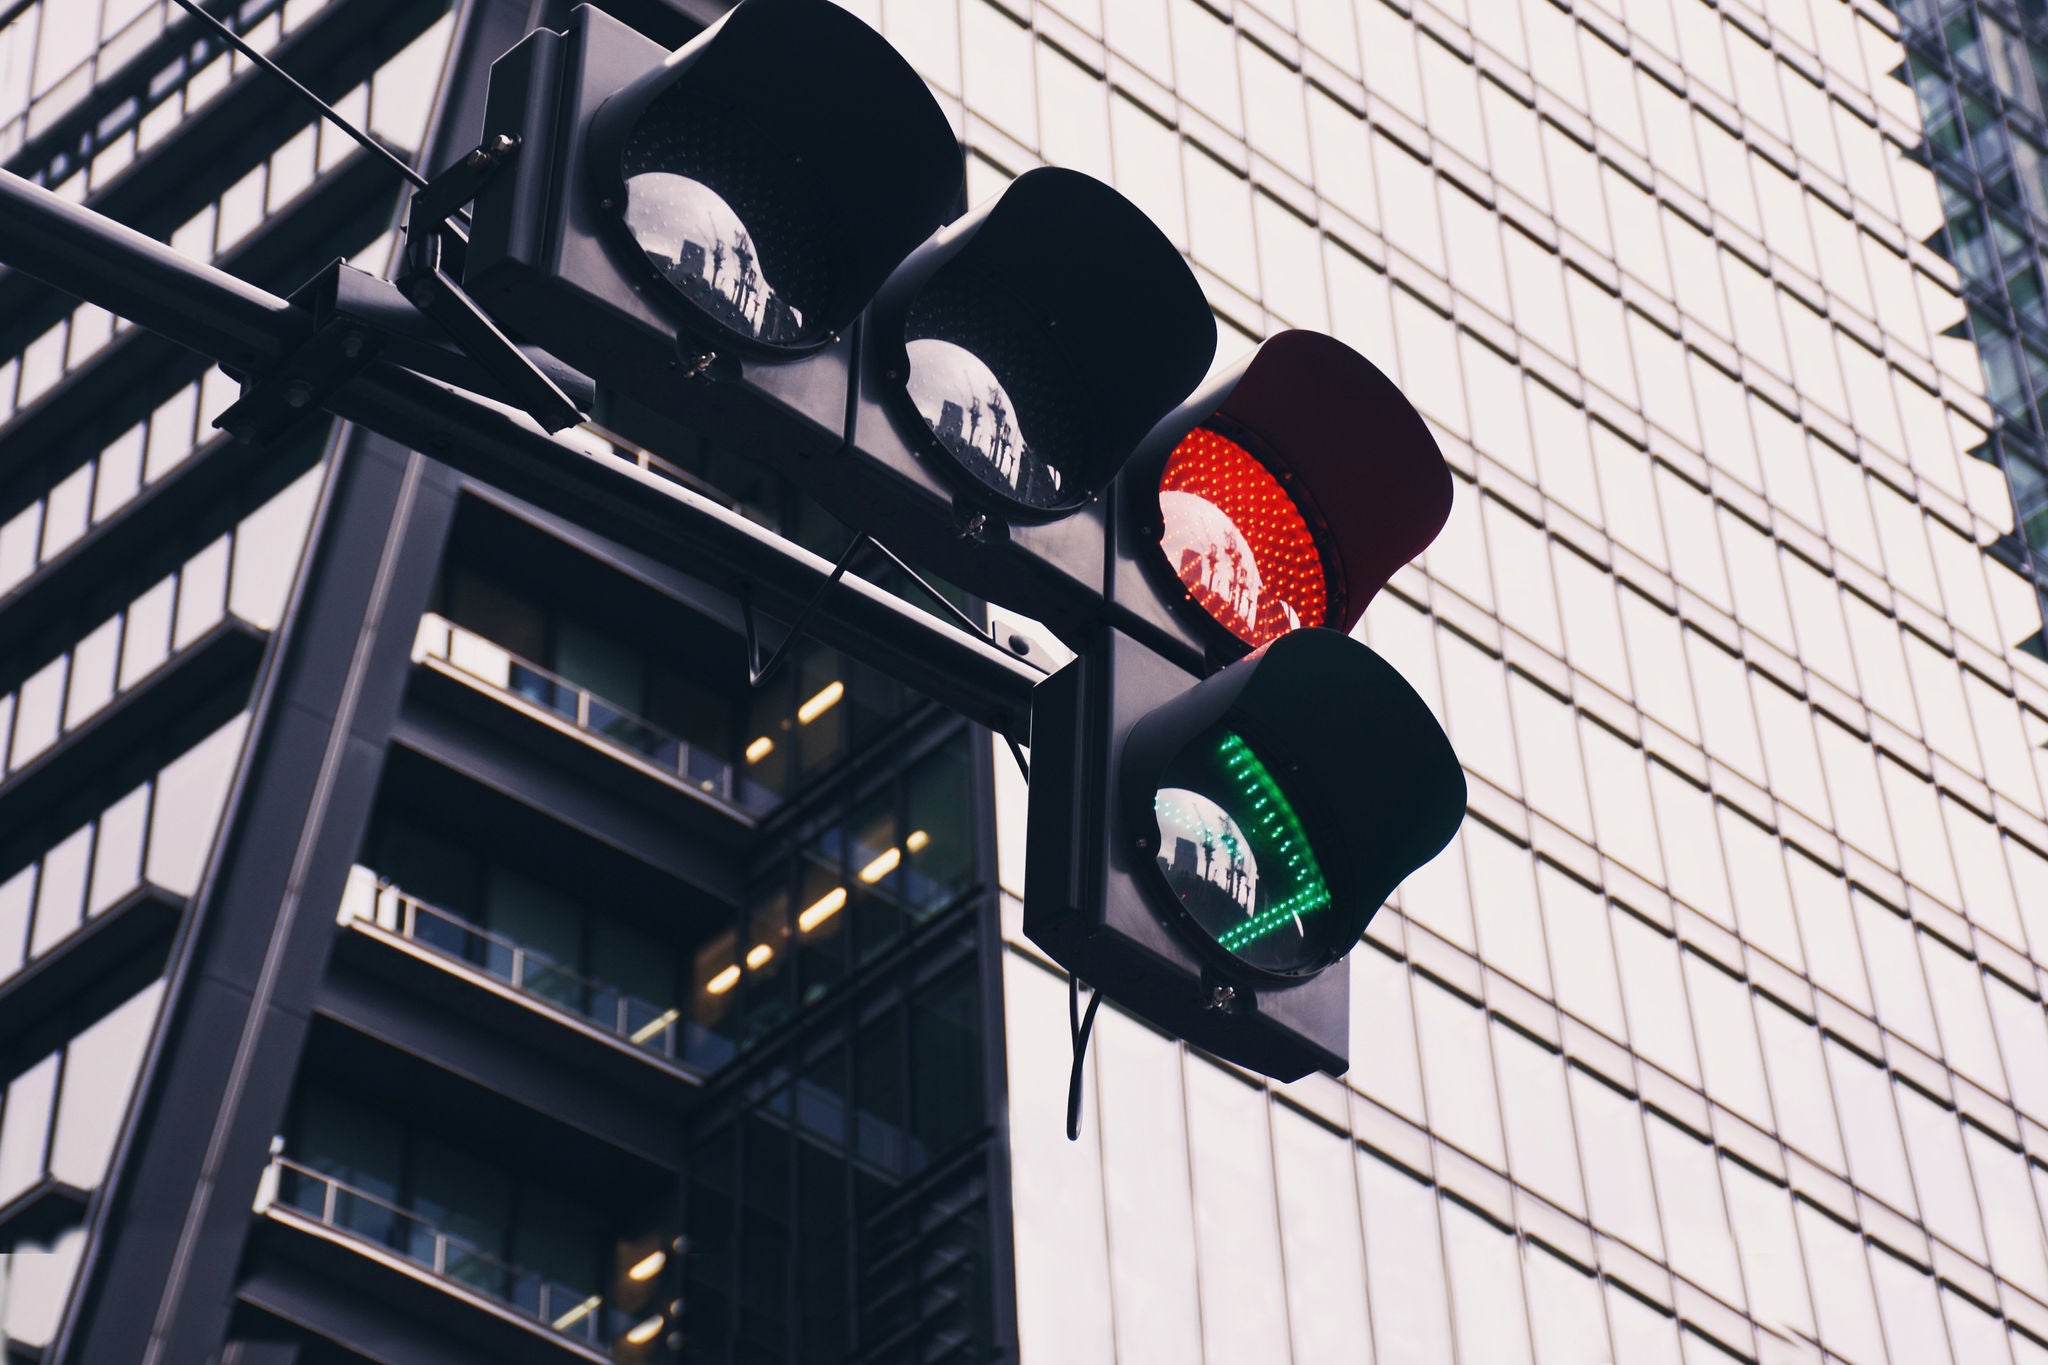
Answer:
462, 0, 962, 453
1026, 629, 1464, 1079
1111, 329, 1452, 668
817, 166, 1215, 632
461, 2, 1213, 639
1025, 330, 1464, 1081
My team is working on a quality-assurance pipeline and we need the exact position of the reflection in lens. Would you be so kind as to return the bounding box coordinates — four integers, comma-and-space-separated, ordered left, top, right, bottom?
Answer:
622, 173, 805, 344
1153, 727, 1333, 974
1158, 427, 1329, 648
904, 338, 1065, 506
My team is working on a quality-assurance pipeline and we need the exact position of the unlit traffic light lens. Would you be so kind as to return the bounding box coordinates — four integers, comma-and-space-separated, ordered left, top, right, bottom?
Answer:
900, 266, 1099, 513
621, 174, 807, 344
1159, 427, 1331, 648
1152, 723, 1337, 975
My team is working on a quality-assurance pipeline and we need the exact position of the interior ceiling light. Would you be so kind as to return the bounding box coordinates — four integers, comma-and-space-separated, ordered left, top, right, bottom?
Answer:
627, 1250, 667, 1282
706, 964, 741, 995
628, 1009, 679, 1045
858, 847, 901, 883
797, 679, 844, 724
625, 1315, 665, 1345
745, 942, 774, 969
905, 829, 930, 852
745, 735, 775, 764
799, 885, 848, 932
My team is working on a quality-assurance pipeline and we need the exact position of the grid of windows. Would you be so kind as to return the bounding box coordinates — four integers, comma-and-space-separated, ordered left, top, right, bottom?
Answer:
941, 0, 2048, 1360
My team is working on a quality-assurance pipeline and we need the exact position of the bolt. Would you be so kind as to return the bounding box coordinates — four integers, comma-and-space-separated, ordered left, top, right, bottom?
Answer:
959, 513, 988, 541
1206, 984, 1237, 1011
488, 132, 517, 156
884, 368, 898, 380
682, 351, 716, 379
283, 379, 314, 409
465, 147, 492, 170
1134, 836, 1152, 853
340, 329, 366, 359
600, 197, 615, 211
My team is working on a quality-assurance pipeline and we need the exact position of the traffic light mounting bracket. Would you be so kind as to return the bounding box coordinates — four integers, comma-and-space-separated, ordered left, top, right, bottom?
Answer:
395, 132, 585, 433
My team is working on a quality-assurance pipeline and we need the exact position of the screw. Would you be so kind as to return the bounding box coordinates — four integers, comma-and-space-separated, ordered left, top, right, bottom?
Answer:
1206, 984, 1237, 1011
1134, 836, 1152, 852
884, 368, 898, 380
283, 379, 314, 409
600, 197, 615, 211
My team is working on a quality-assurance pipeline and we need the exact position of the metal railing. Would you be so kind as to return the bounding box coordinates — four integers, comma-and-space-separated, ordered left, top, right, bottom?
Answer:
412, 612, 777, 815
259, 1155, 626, 1346
339, 867, 691, 1062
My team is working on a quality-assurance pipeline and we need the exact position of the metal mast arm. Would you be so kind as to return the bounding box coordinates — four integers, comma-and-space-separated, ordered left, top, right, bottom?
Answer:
0, 168, 1041, 739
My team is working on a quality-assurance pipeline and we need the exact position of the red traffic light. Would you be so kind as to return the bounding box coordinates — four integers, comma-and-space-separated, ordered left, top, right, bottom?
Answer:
1121, 329, 1452, 658
1158, 425, 1330, 647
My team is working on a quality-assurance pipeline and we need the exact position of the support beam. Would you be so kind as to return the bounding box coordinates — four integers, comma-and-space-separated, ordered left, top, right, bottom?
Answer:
0, 167, 1043, 741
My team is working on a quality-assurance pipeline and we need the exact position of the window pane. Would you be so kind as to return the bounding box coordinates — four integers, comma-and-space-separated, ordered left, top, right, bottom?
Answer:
1444, 1200, 1533, 1365
1359, 1152, 1455, 1362
48, 982, 162, 1187
0, 1055, 59, 1203
1570, 1068, 1662, 1255
1186, 1058, 1288, 1361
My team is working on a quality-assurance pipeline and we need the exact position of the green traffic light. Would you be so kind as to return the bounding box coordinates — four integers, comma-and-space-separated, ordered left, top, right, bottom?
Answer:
1152, 726, 1334, 972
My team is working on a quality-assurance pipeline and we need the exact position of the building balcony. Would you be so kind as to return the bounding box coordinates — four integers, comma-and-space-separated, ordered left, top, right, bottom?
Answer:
336, 866, 718, 1074
251, 1155, 663, 1360
411, 613, 773, 820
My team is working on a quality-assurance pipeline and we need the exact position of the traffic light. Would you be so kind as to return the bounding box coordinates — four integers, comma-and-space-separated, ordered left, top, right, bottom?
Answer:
452, 0, 1459, 1081
809, 165, 1214, 632
1110, 328, 1455, 668
460, 1, 1211, 639
1024, 333, 1465, 1081
462, 0, 962, 453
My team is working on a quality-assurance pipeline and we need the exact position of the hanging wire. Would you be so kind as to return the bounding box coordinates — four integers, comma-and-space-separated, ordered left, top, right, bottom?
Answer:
165, 0, 432, 193
1065, 974, 1103, 1141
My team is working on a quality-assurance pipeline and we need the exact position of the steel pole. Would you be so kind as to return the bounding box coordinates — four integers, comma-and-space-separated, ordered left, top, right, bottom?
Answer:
0, 168, 1042, 737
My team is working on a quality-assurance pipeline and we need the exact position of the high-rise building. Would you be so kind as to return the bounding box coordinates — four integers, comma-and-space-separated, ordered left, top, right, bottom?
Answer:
9, 1, 2048, 1364
1886, 0, 2048, 654
949, 2, 2048, 1363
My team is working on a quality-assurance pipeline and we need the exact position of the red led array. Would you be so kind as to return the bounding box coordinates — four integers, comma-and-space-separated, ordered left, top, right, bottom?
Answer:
1158, 427, 1328, 647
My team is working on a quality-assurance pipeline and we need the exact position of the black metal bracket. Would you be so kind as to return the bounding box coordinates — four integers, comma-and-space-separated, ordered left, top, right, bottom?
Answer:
395, 134, 583, 433
741, 533, 869, 685
211, 258, 598, 446
212, 266, 386, 446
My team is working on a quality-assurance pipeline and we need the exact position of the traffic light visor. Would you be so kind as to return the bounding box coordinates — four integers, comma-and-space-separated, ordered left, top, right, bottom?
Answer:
1139, 330, 1452, 649
588, 0, 963, 352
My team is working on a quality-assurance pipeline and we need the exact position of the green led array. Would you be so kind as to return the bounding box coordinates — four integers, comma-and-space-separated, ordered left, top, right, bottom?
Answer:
1209, 732, 1331, 953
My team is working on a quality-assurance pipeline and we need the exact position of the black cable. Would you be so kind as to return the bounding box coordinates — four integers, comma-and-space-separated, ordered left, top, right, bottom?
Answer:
1065, 974, 1102, 1141
166, 0, 432, 192
1003, 734, 1030, 782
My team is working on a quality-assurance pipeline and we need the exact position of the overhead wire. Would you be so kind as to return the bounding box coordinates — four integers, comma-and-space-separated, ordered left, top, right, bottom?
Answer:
165, 0, 433, 193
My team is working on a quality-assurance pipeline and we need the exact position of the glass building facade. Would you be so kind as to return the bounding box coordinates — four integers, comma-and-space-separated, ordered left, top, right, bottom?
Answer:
11, 0, 2048, 1363
1891, 0, 2048, 654
852, 0, 2048, 1361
